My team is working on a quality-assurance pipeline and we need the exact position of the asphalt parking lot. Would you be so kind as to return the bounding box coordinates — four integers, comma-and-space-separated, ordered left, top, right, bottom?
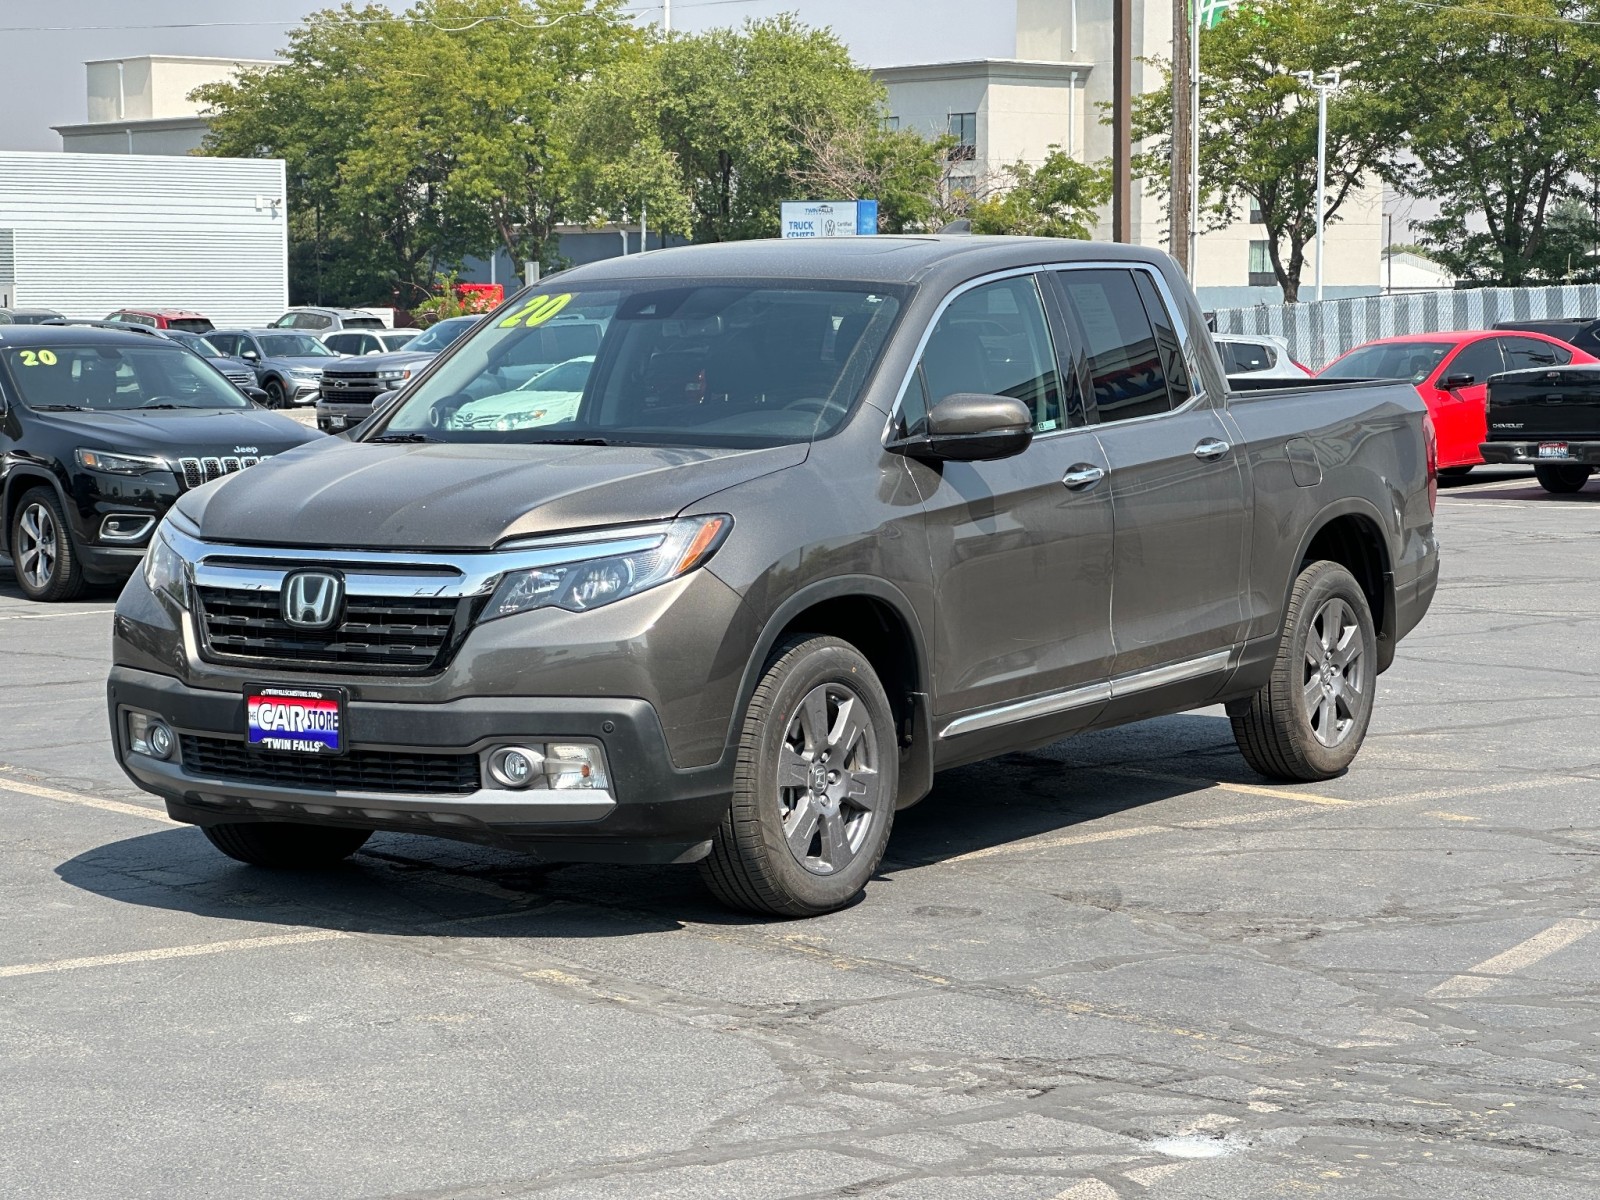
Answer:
4, 466, 1600, 1200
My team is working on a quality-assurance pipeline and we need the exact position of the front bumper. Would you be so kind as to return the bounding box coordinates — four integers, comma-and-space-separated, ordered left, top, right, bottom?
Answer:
288, 379, 322, 405
108, 666, 734, 863
1480, 441, 1600, 465
316, 399, 373, 432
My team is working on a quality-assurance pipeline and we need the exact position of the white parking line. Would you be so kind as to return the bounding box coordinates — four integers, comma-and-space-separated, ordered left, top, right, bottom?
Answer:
0, 608, 116, 621
0, 774, 170, 822
0, 930, 351, 979
1428, 918, 1599, 999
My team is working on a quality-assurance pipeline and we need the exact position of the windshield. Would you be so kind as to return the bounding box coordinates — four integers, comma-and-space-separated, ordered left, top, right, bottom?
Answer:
0, 342, 250, 410
408, 317, 478, 354
1322, 341, 1451, 383
381, 330, 419, 350
259, 333, 337, 358
374, 285, 903, 447
167, 331, 224, 356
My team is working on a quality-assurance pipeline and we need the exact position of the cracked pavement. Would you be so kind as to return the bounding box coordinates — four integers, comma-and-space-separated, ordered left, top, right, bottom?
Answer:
4, 465, 1600, 1198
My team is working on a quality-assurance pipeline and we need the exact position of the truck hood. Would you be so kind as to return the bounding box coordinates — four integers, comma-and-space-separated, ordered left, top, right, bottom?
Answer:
35, 406, 318, 457
321, 349, 435, 375
176, 438, 808, 549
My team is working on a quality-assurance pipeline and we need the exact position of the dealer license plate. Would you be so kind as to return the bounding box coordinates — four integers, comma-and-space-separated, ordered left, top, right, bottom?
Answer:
247, 684, 346, 755
1538, 442, 1570, 459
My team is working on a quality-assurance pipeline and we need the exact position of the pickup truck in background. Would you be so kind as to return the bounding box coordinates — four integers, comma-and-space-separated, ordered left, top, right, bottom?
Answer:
107, 237, 1440, 917
1481, 364, 1600, 493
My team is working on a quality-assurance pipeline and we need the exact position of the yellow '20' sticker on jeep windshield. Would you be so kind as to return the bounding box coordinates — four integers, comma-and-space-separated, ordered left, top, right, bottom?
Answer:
499, 293, 573, 329
17, 349, 58, 367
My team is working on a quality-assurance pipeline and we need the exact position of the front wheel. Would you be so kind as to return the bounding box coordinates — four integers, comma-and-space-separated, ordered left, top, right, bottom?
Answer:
10, 487, 86, 602
203, 822, 371, 868
263, 378, 288, 409
1534, 463, 1591, 494
699, 636, 898, 917
1228, 560, 1377, 782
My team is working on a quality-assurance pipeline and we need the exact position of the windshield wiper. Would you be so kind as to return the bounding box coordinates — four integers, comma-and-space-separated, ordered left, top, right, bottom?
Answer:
523, 436, 616, 446
29, 403, 92, 411
365, 432, 438, 444
133, 403, 184, 410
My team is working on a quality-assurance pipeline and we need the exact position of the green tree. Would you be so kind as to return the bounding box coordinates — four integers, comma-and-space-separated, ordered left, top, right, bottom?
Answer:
792, 121, 953, 233
195, 0, 633, 304
1131, 0, 1395, 301
572, 17, 885, 242
1376, 0, 1600, 285
968, 148, 1111, 238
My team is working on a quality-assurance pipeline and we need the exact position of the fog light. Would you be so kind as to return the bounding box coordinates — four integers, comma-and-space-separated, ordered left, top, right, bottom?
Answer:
128, 712, 175, 760
546, 742, 609, 790
488, 746, 544, 789
99, 514, 157, 543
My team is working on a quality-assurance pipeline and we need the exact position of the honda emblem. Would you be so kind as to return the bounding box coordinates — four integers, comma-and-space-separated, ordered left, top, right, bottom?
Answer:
281, 570, 344, 630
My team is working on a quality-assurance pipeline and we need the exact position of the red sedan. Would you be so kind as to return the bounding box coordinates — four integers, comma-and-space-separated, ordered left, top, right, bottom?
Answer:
1319, 330, 1597, 471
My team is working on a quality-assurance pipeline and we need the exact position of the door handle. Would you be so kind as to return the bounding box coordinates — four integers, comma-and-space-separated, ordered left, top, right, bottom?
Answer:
1061, 463, 1106, 490
1193, 438, 1231, 461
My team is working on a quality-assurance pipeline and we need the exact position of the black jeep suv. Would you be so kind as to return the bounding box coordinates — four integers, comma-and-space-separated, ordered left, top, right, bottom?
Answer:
0, 326, 318, 602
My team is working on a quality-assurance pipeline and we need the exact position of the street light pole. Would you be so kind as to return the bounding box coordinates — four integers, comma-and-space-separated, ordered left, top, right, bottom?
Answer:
1295, 68, 1340, 303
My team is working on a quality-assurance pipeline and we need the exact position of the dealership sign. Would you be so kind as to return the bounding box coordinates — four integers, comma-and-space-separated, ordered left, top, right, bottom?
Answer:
780, 200, 879, 239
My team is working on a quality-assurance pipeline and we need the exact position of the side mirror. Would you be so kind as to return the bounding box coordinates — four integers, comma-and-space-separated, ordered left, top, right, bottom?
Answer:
241, 349, 260, 362
1441, 372, 1474, 389
243, 386, 270, 405
889, 393, 1033, 462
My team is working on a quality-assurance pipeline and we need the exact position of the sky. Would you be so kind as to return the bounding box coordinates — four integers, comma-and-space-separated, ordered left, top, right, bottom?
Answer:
0, 0, 1015, 152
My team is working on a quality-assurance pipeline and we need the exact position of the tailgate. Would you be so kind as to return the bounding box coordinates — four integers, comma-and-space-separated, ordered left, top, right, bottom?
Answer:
1487, 367, 1600, 440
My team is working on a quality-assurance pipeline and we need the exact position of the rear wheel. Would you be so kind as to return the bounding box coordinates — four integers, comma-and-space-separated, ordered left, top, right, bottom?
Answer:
10, 487, 86, 602
1228, 560, 1377, 782
202, 822, 371, 868
1534, 463, 1591, 494
699, 636, 897, 917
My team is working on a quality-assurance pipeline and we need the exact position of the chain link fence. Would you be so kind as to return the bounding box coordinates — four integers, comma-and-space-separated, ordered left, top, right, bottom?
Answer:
1211, 285, 1600, 369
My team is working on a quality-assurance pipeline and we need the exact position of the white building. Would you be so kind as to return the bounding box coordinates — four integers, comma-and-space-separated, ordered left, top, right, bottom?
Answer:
52, 56, 275, 157
875, 0, 1386, 305
0, 152, 288, 325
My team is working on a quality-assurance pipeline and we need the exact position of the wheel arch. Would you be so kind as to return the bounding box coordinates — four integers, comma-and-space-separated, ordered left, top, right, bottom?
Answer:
1289, 499, 1396, 673
730, 576, 935, 810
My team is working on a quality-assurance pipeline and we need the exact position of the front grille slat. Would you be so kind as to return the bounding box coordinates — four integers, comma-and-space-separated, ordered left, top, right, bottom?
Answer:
181, 735, 479, 795
177, 454, 270, 492
196, 586, 463, 673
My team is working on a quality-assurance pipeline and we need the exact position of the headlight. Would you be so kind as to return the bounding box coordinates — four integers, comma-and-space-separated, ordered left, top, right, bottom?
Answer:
76, 448, 167, 475
291, 366, 322, 377
377, 368, 413, 382
142, 526, 190, 608
483, 515, 730, 622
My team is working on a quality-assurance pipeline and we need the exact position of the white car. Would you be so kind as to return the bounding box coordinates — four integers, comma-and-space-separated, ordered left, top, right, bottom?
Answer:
449, 356, 595, 431
1215, 333, 1310, 379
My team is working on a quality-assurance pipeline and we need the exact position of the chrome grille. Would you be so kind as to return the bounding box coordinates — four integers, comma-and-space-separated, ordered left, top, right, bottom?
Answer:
195, 586, 466, 673
181, 735, 480, 795
178, 454, 267, 490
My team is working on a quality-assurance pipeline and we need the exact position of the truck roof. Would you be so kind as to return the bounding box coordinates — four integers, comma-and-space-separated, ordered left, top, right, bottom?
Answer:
557, 235, 1170, 289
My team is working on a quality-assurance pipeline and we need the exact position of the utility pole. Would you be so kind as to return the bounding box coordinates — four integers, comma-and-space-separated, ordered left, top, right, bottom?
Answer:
662, 0, 670, 32
1170, 0, 1192, 273
1113, 0, 1133, 241
1294, 69, 1340, 302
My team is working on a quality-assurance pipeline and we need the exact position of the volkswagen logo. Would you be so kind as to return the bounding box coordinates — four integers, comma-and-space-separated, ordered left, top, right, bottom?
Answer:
281, 570, 344, 630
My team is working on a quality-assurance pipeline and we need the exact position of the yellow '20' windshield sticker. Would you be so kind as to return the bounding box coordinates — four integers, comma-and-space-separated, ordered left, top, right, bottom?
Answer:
499, 293, 573, 329
16, 349, 58, 366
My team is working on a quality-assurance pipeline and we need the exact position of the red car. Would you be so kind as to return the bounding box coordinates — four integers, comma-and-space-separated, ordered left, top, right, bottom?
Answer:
1320, 330, 1597, 471
104, 308, 214, 333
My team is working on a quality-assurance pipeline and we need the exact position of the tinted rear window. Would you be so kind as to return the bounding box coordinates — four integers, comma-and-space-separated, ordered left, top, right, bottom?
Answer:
169, 318, 214, 333
342, 316, 384, 329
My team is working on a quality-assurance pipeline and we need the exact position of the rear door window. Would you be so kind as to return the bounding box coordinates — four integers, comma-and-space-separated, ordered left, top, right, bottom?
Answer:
1502, 336, 1571, 370
1060, 269, 1179, 423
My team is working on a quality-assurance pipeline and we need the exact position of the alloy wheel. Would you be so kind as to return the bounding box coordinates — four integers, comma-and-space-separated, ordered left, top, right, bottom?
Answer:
775, 682, 883, 876
16, 502, 58, 592
1302, 596, 1365, 748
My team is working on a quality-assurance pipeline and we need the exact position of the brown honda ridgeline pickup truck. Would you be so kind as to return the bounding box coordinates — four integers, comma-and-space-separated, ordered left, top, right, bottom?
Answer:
108, 237, 1439, 916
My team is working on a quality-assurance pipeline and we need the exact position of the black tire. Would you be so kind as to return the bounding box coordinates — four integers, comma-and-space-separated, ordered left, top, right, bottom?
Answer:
263, 378, 289, 409
1228, 560, 1377, 782
699, 636, 898, 917
1534, 463, 1591, 494
9, 487, 86, 602
1437, 465, 1473, 480
202, 822, 371, 868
